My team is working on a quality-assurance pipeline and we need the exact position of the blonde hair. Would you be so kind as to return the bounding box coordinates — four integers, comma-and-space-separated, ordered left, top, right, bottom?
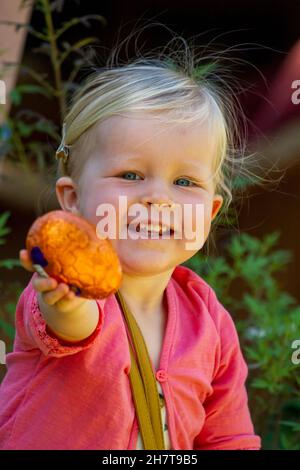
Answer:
55, 28, 263, 241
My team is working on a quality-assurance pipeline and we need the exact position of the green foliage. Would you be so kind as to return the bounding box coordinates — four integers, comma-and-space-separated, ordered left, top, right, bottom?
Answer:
0, 211, 10, 243
0, 212, 22, 352
0, 0, 106, 173
0, 212, 20, 269
191, 62, 218, 80
0, 281, 23, 352
183, 231, 300, 449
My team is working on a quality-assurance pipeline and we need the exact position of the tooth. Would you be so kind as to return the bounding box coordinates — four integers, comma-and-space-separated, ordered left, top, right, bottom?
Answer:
138, 223, 171, 234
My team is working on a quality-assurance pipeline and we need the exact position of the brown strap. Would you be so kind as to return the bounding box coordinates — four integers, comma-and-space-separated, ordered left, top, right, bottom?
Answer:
116, 290, 165, 450
128, 345, 159, 449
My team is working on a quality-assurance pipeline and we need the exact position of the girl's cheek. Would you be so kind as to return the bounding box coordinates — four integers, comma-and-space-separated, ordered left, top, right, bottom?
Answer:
79, 202, 101, 227
184, 197, 208, 228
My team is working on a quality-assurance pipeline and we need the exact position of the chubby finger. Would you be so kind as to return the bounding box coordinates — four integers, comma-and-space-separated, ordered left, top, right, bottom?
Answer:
65, 290, 75, 301
55, 293, 87, 313
19, 249, 35, 272
32, 276, 58, 293
42, 283, 70, 306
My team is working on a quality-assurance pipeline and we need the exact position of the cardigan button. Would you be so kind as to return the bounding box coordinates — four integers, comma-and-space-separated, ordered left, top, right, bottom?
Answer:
156, 369, 168, 382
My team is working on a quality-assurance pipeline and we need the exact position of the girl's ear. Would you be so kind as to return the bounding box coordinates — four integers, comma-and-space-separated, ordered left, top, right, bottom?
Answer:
56, 177, 80, 215
211, 194, 223, 221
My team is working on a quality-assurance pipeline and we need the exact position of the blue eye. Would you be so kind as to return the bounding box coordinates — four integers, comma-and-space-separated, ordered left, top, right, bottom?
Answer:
175, 178, 195, 187
121, 172, 141, 180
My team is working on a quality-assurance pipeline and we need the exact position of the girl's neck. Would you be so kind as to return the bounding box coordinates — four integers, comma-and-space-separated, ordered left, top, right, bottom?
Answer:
118, 268, 174, 318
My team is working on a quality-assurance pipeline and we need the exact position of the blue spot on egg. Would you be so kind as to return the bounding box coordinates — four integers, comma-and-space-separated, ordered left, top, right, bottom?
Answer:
31, 247, 48, 267
70, 285, 81, 297
75, 287, 81, 297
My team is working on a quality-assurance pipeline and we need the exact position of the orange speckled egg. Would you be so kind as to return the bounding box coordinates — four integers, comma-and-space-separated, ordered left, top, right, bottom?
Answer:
26, 210, 122, 299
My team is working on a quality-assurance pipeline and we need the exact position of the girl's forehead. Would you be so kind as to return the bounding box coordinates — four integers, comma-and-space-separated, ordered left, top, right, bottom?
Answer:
90, 113, 216, 157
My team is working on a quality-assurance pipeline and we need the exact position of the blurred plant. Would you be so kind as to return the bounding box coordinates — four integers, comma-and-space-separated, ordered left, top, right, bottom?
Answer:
183, 230, 300, 449
0, 212, 20, 269
0, 0, 106, 173
0, 212, 22, 352
0, 281, 23, 352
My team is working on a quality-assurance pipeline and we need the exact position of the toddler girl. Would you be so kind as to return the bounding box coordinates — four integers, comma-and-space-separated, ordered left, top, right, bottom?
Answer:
0, 40, 261, 450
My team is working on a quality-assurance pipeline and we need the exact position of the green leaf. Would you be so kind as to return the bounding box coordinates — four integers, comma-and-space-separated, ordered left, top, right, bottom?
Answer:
0, 318, 15, 339
239, 254, 269, 281
15, 84, 51, 98
279, 432, 292, 450
34, 120, 57, 139
232, 174, 253, 190
9, 88, 22, 106
240, 233, 261, 253
0, 211, 11, 242
0, 259, 21, 269
280, 420, 300, 432
18, 65, 55, 96
192, 62, 217, 80
55, 15, 107, 40
252, 378, 270, 389
262, 231, 281, 251
4, 302, 18, 316
16, 121, 34, 138
26, 25, 48, 42
59, 37, 100, 65
0, 211, 10, 229
228, 236, 245, 258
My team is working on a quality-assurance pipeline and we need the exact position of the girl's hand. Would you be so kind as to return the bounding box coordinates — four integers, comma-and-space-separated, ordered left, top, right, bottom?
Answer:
19, 249, 88, 313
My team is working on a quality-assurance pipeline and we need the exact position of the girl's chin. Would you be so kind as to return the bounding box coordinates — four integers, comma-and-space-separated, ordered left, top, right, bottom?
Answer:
110, 237, 180, 254
119, 254, 177, 274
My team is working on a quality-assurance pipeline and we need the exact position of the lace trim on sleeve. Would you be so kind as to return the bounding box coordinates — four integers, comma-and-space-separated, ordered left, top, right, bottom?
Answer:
28, 291, 103, 357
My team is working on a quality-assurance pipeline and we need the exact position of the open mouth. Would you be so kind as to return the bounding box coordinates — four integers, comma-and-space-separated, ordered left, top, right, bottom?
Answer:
128, 223, 175, 237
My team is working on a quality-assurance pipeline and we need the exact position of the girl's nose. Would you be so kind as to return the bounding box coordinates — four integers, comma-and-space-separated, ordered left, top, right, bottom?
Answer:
141, 196, 175, 208
140, 180, 175, 208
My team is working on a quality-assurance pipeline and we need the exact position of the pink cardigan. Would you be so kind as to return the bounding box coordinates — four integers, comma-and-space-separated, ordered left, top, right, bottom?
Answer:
0, 265, 261, 450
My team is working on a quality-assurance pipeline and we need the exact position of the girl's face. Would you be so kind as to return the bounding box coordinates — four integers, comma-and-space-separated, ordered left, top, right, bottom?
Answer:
56, 113, 223, 276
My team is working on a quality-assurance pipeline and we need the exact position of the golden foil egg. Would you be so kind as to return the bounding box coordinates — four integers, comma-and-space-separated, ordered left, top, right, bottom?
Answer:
26, 210, 122, 299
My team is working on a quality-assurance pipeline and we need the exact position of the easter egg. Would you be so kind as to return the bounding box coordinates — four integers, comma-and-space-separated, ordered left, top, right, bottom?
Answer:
26, 210, 122, 299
